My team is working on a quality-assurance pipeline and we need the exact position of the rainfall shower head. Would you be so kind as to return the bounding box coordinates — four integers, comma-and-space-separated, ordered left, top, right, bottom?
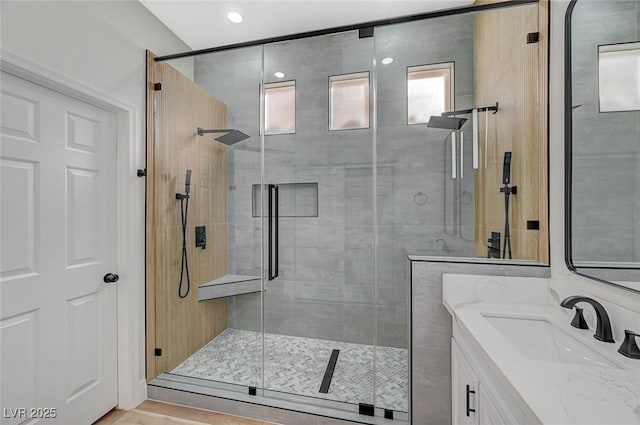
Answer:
197, 127, 250, 145
427, 116, 467, 130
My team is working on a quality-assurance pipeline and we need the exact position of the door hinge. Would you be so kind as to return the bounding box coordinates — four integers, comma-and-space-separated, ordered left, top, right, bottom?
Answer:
527, 32, 539, 44
359, 27, 374, 38
154, 348, 162, 356
137, 168, 146, 177
359, 403, 374, 416
154, 82, 162, 91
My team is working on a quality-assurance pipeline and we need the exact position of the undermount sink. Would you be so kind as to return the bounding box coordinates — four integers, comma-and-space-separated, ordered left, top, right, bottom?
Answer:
483, 315, 619, 369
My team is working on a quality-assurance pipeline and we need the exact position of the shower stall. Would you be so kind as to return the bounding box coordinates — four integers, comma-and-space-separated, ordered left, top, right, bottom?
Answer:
145, 2, 543, 423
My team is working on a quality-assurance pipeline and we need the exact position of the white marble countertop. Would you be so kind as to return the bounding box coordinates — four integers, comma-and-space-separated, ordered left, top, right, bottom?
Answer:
442, 273, 550, 314
451, 301, 640, 425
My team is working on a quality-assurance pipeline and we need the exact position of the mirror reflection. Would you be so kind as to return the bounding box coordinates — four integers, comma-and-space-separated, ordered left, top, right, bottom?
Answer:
569, 0, 640, 290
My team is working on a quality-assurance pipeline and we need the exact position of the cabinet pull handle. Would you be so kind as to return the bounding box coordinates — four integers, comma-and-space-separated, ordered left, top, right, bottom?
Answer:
466, 384, 476, 417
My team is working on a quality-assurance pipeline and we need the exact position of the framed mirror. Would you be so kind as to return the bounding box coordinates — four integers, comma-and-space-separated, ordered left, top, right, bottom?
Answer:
565, 0, 640, 293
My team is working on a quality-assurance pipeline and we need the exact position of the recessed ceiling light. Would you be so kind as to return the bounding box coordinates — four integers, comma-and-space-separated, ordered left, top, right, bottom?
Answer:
381, 57, 394, 65
274, 72, 285, 79
227, 11, 243, 24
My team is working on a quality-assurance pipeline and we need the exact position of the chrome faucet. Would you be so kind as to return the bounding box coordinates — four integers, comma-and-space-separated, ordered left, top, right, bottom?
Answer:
560, 296, 615, 343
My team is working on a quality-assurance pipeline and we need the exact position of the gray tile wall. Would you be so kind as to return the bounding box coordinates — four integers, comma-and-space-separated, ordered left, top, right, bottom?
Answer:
239, 31, 378, 345
410, 260, 550, 425
571, 0, 640, 263
194, 16, 478, 350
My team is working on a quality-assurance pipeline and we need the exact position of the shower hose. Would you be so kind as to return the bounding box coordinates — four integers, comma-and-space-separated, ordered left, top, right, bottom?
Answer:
503, 191, 512, 259
178, 196, 190, 298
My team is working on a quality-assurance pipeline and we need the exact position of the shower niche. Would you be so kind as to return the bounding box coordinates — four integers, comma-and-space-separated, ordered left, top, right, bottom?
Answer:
145, 2, 548, 423
251, 182, 318, 217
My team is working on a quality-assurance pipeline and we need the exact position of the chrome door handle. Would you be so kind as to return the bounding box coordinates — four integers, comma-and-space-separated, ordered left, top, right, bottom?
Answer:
103, 273, 119, 284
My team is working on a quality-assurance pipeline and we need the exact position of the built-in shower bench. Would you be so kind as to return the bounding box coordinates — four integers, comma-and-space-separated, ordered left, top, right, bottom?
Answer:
197, 274, 261, 301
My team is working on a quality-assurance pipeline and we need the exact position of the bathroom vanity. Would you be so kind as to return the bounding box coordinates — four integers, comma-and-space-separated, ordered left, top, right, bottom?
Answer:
444, 274, 640, 425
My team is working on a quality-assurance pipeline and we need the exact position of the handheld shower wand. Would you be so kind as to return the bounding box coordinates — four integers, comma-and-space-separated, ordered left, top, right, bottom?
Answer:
176, 170, 191, 200
185, 169, 191, 196
499, 153, 517, 259
176, 170, 192, 298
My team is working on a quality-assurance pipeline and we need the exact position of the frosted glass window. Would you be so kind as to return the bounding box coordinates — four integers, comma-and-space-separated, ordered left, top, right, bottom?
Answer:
598, 43, 640, 112
407, 63, 453, 124
329, 72, 370, 130
265, 81, 295, 134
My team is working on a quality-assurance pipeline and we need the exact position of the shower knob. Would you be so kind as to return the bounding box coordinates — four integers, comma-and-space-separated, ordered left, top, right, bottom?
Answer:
103, 273, 120, 284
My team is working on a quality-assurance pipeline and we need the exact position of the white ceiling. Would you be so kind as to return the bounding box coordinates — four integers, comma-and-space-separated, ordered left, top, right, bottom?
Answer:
140, 0, 474, 51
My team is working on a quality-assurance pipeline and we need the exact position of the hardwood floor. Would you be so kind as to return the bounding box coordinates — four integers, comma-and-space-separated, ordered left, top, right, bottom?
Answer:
93, 409, 127, 425
94, 400, 276, 425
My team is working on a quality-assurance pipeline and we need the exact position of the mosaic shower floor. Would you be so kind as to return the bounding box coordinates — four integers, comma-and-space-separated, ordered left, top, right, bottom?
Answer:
171, 328, 408, 412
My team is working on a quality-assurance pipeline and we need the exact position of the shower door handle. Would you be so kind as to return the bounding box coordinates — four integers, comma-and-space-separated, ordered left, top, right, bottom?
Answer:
274, 185, 279, 279
268, 184, 279, 281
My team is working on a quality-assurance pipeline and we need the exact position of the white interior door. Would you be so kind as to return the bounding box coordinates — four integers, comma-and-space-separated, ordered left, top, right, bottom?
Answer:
1, 72, 118, 424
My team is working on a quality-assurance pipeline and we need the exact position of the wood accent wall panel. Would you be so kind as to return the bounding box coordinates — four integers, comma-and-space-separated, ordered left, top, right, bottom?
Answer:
146, 51, 228, 380
473, 3, 549, 262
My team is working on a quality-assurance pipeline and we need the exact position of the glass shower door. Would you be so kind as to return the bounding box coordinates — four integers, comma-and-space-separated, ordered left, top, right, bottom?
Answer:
261, 30, 377, 413
163, 46, 266, 395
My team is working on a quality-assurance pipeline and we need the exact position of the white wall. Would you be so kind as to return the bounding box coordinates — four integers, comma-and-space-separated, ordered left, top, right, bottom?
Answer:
548, 1, 640, 336
1, 0, 193, 409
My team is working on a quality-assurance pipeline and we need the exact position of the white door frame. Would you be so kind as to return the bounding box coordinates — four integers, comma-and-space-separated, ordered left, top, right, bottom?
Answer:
1, 49, 145, 410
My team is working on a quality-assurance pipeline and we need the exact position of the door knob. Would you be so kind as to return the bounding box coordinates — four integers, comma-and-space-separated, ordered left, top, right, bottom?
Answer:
103, 273, 119, 284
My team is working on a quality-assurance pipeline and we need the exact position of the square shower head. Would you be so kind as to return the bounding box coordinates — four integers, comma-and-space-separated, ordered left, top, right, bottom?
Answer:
197, 127, 250, 145
427, 116, 467, 130
214, 130, 250, 145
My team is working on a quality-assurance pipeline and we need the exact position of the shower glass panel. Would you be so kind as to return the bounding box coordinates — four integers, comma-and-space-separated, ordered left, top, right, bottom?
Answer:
374, 5, 540, 263
373, 4, 539, 413
162, 46, 266, 394
373, 15, 474, 417
260, 30, 377, 413
373, 13, 480, 416
375, 13, 477, 264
